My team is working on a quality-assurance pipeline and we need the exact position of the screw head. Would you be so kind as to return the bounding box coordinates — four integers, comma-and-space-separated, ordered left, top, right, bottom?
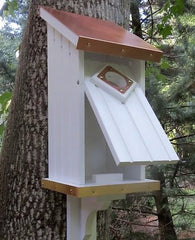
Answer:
121, 48, 125, 53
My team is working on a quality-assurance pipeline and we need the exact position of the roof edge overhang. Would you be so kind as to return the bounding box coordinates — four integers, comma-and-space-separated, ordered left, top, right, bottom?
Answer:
40, 6, 79, 46
77, 36, 162, 62
40, 6, 163, 62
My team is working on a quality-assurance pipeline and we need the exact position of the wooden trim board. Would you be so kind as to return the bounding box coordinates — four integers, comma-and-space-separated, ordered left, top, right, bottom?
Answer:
41, 178, 160, 197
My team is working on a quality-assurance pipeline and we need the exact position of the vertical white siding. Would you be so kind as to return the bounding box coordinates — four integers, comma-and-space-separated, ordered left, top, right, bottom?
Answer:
47, 24, 85, 184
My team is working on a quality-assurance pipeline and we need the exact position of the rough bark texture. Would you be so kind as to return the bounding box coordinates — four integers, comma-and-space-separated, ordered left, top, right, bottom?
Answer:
152, 168, 178, 240
130, 0, 142, 38
0, 0, 130, 239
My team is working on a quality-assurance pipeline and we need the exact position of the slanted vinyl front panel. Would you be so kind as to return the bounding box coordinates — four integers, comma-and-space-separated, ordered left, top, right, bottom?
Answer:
85, 80, 179, 166
84, 54, 146, 180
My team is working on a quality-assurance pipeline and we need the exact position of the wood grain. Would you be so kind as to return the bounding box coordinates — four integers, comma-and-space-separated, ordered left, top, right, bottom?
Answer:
42, 178, 160, 197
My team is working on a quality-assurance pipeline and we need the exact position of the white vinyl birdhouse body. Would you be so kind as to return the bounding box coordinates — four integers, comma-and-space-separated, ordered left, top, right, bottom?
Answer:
40, 7, 179, 197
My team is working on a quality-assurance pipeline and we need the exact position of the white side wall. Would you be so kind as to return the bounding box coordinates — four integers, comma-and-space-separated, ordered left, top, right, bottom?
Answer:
47, 24, 85, 184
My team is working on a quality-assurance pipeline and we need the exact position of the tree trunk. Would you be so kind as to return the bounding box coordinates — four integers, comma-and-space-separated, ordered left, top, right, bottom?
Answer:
130, 0, 142, 38
152, 167, 177, 240
0, 0, 130, 239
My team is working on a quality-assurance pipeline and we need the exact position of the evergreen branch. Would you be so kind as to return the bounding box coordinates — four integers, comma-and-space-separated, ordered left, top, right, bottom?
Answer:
172, 142, 195, 145
0, 61, 15, 82
165, 105, 195, 109
115, 218, 159, 227
177, 172, 195, 176
170, 133, 195, 141
140, 8, 162, 24
172, 210, 195, 217
112, 206, 158, 216
171, 194, 195, 197
170, 162, 180, 187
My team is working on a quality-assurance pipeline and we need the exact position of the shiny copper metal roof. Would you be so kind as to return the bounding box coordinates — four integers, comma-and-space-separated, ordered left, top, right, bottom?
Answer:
40, 7, 163, 62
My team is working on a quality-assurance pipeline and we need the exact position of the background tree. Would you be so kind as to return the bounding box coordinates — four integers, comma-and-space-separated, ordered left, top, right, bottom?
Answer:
146, 0, 195, 237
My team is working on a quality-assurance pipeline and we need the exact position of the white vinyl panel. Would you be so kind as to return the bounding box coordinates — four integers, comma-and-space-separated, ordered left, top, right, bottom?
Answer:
49, 29, 66, 180
129, 60, 145, 91
67, 196, 81, 240
135, 87, 179, 161
98, 87, 152, 163
66, 42, 85, 184
55, 31, 67, 180
85, 80, 131, 165
59, 37, 74, 182
125, 87, 171, 161
48, 25, 85, 184
48, 25, 58, 179
85, 98, 108, 179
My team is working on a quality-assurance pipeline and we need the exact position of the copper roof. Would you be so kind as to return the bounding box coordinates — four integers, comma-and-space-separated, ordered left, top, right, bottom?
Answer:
40, 7, 163, 62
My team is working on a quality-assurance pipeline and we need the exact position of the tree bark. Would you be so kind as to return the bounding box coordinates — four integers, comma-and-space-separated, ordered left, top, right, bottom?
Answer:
0, 0, 130, 239
152, 167, 178, 240
130, 0, 143, 38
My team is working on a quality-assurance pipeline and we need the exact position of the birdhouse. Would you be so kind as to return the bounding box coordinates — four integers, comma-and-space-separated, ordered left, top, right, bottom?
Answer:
40, 7, 179, 239
40, 6, 179, 197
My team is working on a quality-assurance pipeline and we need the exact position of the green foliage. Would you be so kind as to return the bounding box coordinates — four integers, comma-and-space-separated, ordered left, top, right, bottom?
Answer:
157, 24, 172, 39
158, 0, 184, 38
0, 91, 12, 144
0, 0, 28, 146
170, 193, 195, 230
146, 5, 195, 237
1, 0, 29, 34
140, 0, 185, 40
0, 27, 18, 145
0, 91, 12, 112
0, 31, 19, 92
3, 0, 19, 17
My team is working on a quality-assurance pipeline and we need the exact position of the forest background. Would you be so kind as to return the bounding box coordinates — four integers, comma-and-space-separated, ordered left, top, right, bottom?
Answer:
0, 0, 194, 239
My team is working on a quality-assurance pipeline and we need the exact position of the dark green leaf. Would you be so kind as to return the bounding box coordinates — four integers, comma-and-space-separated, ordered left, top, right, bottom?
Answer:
171, 0, 184, 16
0, 124, 5, 136
0, 91, 12, 112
